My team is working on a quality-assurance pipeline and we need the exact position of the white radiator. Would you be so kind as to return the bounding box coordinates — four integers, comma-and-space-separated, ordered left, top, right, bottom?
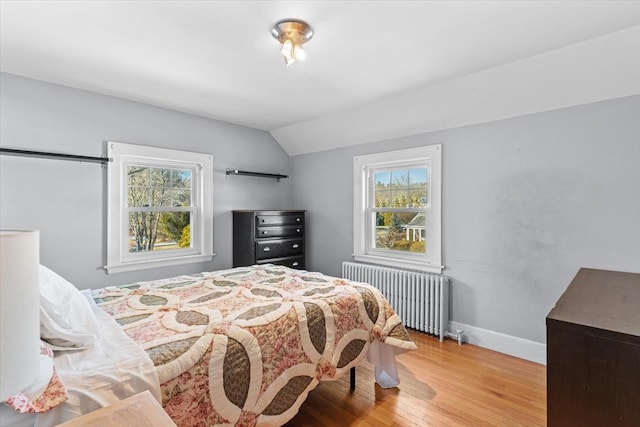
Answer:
342, 261, 450, 341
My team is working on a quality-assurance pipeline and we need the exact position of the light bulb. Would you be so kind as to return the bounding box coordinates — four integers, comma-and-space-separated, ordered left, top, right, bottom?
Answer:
281, 39, 293, 58
284, 55, 295, 66
293, 44, 306, 62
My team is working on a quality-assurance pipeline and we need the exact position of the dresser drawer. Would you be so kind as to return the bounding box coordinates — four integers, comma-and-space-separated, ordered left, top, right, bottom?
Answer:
256, 214, 304, 226
256, 225, 303, 238
257, 256, 304, 269
255, 238, 303, 260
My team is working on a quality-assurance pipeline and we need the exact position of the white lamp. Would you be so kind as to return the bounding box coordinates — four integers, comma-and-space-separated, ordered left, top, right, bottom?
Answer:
0, 230, 40, 401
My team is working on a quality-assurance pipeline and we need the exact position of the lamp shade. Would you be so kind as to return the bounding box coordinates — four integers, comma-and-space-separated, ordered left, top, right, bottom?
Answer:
0, 230, 40, 401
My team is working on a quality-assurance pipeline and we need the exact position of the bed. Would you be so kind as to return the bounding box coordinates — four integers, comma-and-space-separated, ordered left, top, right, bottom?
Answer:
1, 264, 416, 427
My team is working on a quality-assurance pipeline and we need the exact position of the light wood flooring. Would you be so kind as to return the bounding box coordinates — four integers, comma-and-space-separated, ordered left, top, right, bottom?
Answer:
286, 330, 546, 426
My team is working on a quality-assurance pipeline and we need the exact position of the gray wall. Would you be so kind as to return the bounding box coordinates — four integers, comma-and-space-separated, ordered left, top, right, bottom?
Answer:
2, 71, 638, 345
290, 95, 640, 344
0, 73, 292, 288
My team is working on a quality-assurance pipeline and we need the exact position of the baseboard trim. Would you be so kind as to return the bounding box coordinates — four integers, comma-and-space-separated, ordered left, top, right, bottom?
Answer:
448, 321, 547, 365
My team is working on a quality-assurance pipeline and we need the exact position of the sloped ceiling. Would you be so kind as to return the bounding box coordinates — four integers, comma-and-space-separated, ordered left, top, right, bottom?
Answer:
1, 1, 639, 156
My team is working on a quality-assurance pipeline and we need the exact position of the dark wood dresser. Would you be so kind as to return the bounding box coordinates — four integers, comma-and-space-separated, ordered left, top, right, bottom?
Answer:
232, 210, 305, 269
546, 268, 640, 426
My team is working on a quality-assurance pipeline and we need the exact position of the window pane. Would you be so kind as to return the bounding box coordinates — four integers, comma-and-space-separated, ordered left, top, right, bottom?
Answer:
391, 189, 410, 207
408, 188, 427, 207
128, 187, 149, 207
150, 168, 172, 187
127, 166, 149, 186
373, 168, 428, 207
374, 172, 390, 207
374, 190, 390, 207
172, 169, 192, 188
128, 166, 151, 207
171, 189, 191, 207
375, 171, 391, 188
391, 170, 409, 188
370, 166, 431, 257
408, 168, 428, 186
409, 167, 428, 207
373, 211, 426, 254
126, 167, 194, 207
150, 187, 172, 207
128, 211, 191, 252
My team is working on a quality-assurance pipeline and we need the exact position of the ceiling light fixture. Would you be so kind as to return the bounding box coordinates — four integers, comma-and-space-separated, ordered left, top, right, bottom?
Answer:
271, 19, 313, 66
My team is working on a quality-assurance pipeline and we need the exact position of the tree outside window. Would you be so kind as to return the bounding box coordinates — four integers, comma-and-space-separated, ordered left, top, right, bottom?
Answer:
127, 166, 193, 252
372, 167, 428, 253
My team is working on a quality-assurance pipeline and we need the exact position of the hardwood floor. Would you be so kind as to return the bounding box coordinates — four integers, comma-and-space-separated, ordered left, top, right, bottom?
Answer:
286, 330, 546, 426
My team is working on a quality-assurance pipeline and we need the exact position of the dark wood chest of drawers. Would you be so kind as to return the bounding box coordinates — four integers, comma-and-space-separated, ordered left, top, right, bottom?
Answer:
546, 268, 640, 426
232, 210, 305, 269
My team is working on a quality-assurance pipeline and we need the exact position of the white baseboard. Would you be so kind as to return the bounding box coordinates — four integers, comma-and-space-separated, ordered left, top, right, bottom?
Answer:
448, 321, 546, 365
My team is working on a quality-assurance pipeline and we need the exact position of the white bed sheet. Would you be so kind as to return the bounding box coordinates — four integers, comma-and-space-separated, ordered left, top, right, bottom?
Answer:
1, 291, 160, 427
366, 340, 409, 388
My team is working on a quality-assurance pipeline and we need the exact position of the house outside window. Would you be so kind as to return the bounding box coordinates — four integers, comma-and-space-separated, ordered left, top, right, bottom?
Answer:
353, 145, 442, 273
106, 142, 214, 273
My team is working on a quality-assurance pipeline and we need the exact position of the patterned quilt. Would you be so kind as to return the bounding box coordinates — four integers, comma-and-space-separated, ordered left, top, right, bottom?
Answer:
92, 265, 416, 426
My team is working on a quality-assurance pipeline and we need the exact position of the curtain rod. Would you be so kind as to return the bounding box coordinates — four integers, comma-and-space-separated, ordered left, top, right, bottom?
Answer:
225, 169, 288, 181
0, 148, 111, 165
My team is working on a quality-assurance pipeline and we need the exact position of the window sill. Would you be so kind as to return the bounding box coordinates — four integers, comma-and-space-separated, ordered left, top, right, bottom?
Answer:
352, 254, 443, 274
105, 253, 215, 274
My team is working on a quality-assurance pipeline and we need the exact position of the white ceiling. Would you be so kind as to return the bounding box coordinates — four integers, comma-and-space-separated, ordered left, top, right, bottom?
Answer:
1, 1, 639, 155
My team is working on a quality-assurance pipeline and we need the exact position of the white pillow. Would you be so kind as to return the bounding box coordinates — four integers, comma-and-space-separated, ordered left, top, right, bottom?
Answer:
39, 265, 99, 349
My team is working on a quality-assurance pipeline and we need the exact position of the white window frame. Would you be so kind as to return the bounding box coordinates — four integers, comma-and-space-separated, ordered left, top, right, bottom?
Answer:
106, 142, 214, 274
353, 145, 442, 273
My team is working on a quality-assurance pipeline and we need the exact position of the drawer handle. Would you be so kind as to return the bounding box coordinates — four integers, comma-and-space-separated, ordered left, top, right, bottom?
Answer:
296, 218, 301, 222
292, 244, 300, 249
262, 231, 268, 235
263, 247, 270, 252
296, 229, 301, 233
292, 262, 299, 267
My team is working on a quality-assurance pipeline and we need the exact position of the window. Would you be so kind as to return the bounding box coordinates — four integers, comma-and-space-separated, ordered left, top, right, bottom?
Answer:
353, 145, 442, 273
106, 142, 214, 273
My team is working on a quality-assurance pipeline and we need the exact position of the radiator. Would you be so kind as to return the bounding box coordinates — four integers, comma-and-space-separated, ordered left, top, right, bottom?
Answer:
342, 261, 450, 341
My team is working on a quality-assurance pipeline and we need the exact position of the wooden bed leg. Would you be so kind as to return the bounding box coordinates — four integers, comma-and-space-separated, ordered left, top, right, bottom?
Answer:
350, 366, 356, 391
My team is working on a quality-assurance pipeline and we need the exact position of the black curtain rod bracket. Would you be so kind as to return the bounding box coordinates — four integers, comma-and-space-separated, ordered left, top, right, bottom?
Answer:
0, 147, 112, 165
225, 169, 288, 181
